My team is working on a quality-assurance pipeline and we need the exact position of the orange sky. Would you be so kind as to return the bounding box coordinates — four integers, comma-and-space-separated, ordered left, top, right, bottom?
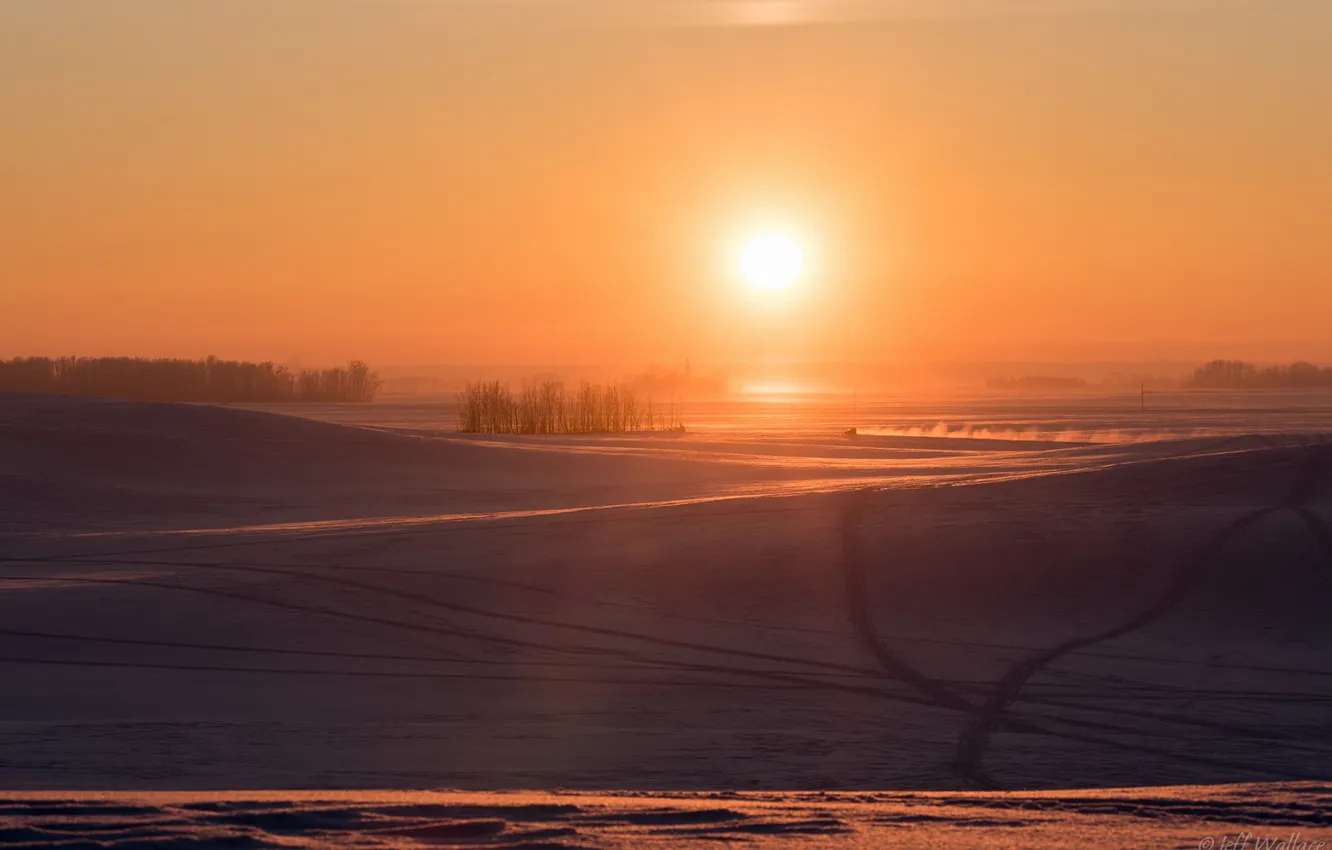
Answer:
3, 0, 1330, 366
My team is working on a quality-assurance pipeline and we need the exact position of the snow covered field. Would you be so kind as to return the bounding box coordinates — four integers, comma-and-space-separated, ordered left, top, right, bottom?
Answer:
2, 784, 1329, 848
2, 392, 1330, 845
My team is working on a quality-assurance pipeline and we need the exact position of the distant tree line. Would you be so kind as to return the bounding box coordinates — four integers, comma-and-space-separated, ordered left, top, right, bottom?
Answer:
629, 361, 728, 400
1189, 360, 1332, 390
986, 375, 1088, 391
457, 378, 682, 434
0, 356, 382, 403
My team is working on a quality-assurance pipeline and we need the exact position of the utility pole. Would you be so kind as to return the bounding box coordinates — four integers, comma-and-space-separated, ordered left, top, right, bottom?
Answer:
1141, 382, 1145, 414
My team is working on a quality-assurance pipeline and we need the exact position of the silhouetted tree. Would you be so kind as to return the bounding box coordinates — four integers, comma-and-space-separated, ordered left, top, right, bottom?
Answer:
456, 378, 664, 434
1188, 360, 1332, 389
0, 357, 382, 403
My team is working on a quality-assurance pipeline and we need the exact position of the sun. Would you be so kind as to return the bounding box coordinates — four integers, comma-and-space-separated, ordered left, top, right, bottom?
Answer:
739, 232, 805, 292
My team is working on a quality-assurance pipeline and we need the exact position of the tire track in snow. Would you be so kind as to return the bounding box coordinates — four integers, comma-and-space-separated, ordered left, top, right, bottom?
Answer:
950, 444, 1330, 787
839, 489, 978, 716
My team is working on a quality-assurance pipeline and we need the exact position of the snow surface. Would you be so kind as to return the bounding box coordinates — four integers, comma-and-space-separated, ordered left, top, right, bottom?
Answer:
2, 392, 1330, 844
2, 784, 1330, 848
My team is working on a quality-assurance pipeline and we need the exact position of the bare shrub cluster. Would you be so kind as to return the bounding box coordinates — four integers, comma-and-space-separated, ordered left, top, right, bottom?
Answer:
457, 378, 682, 434
0, 356, 382, 403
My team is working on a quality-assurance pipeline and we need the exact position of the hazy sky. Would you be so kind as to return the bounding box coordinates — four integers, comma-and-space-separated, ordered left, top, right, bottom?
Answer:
3, 0, 1330, 365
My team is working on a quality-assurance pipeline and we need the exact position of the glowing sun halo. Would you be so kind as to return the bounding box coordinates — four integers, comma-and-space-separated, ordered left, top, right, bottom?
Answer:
739, 232, 804, 292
